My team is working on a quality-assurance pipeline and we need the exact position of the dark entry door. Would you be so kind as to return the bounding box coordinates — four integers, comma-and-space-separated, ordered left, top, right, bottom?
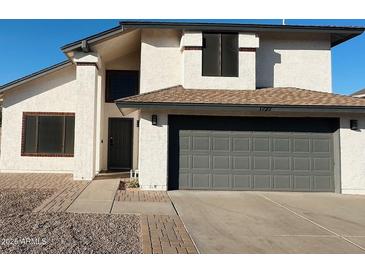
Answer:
108, 118, 133, 170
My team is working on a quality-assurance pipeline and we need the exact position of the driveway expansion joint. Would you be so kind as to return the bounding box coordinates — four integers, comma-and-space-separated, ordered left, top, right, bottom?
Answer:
258, 193, 365, 252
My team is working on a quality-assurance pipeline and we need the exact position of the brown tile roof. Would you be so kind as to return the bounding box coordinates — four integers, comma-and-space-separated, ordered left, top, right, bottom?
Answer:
117, 85, 365, 108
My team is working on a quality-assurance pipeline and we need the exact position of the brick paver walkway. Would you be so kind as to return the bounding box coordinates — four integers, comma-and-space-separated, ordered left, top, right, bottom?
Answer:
33, 181, 89, 213
115, 190, 170, 202
0, 173, 89, 213
141, 214, 198, 254
0, 173, 79, 190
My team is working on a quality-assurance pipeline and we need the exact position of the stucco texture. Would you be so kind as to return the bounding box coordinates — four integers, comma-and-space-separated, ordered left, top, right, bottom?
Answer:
0, 66, 77, 173
256, 32, 332, 92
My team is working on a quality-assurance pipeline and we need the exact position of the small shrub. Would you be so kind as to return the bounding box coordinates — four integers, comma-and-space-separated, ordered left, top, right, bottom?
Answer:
128, 179, 139, 189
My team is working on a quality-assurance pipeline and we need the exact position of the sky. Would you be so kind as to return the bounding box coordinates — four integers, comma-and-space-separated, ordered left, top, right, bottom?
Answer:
0, 19, 364, 95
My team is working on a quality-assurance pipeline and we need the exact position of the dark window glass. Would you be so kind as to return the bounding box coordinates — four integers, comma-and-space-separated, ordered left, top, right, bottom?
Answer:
24, 116, 37, 153
202, 33, 221, 76
221, 33, 239, 77
202, 32, 238, 77
22, 114, 75, 156
38, 116, 64, 153
106, 70, 139, 102
64, 116, 75, 154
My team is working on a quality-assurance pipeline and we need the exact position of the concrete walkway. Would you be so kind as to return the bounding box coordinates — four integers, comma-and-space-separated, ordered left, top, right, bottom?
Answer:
67, 177, 120, 214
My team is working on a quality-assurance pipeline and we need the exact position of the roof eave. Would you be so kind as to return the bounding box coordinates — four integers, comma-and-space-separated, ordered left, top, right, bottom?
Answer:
61, 21, 365, 52
120, 21, 365, 47
60, 25, 128, 53
0, 60, 72, 93
116, 101, 365, 114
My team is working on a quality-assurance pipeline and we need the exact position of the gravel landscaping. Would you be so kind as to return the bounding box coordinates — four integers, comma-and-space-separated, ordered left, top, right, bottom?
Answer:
0, 188, 142, 254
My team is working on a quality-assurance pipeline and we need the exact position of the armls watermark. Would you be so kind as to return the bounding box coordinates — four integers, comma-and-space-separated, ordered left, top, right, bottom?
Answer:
1, 237, 47, 246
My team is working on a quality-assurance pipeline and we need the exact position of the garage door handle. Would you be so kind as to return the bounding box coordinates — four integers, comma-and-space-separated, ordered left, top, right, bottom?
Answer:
109, 137, 114, 146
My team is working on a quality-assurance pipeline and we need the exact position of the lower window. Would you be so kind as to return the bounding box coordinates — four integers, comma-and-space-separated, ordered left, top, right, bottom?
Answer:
22, 112, 75, 157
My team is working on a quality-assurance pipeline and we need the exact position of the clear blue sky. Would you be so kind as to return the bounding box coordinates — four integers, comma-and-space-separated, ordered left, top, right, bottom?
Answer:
0, 19, 364, 94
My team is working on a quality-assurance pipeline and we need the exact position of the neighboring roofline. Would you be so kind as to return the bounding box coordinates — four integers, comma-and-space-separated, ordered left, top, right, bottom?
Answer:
0, 60, 72, 93
61, 21, 364, 52
351, 88, 365, 97
116, 101, 365, 114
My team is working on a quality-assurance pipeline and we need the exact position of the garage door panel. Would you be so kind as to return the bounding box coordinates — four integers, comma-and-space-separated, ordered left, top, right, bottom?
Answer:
212, 174, 231, 188
178, 173, 190, 189
312, 139, 331, 153
253, 156, 271, 170
212, 137, 230, 151
273, 138, 291, 152
179, 155, 190, 169
293, 157, 311, 171
192, 174, 210, 188
253, 175, 271, 189
192, 155, 210, 169
313, 176, 333, 191
192, 136, 210, 151
179, 136, 190, 150
212, 155, 230, 169
232, 156, 250, 170
293, 139, 311, 153
293, 175, 311, 191
313, 158, 331, 171
169, 116, 338, 192
273, 175, 291, 190
232, 137, 250, 152
253, 137, 270, 152
233, 175, 251, 189
273, 157, 291, 171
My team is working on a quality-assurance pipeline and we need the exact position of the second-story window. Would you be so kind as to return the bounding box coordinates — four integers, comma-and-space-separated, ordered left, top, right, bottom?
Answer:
202, 32, 238, 77
105, 70, 139, 102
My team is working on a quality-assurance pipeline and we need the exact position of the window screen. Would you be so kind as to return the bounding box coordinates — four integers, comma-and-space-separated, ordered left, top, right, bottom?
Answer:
106, 70, 139, 102
22, 113, 75, 156
202, 32, 238, 77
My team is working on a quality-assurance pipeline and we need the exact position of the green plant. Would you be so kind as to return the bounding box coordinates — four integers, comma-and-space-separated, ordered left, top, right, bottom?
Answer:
128, 178, 139, 188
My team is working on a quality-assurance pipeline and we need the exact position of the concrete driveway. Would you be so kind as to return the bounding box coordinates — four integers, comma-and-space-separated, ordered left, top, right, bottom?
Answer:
169, 191, 365, 253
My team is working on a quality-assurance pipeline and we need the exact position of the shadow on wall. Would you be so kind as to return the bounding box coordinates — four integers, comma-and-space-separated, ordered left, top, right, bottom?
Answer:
2, 66, 76, 108
256, 49, 281, 89
255, 32, 330, 89
143, 29, 181, 48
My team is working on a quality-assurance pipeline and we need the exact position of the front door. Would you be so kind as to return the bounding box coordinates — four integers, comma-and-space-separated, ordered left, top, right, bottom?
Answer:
108, 118, 133, 170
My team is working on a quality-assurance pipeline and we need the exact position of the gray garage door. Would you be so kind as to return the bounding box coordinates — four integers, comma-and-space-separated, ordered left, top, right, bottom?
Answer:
168, 116, 339, 192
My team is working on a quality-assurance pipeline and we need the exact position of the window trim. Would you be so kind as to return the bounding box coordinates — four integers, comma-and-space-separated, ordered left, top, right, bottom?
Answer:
21, 112, 75, 157
105, 70, 140, 103
202, 32, 239, 78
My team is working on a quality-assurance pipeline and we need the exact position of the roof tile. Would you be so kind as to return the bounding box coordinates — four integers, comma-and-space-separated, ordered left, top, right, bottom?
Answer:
117, 85, 365, 107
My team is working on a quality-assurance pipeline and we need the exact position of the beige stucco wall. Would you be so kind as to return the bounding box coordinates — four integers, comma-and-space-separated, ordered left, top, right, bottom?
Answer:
339, 116, 365, 194
0, 65, 77, 173
138, 111, 168, 190
139, 29, 182, 93
256, 32, 332, 92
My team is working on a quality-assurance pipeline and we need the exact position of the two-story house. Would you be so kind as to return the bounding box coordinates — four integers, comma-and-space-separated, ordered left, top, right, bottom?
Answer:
1, 21, 365, 194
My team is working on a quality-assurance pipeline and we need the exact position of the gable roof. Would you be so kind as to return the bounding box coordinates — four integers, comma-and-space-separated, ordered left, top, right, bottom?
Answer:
351, 88, 365, 97
116, 85, 365, 113
0, 60, 72, 93
2, 21, 364, 94
61, 21, 365, 52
